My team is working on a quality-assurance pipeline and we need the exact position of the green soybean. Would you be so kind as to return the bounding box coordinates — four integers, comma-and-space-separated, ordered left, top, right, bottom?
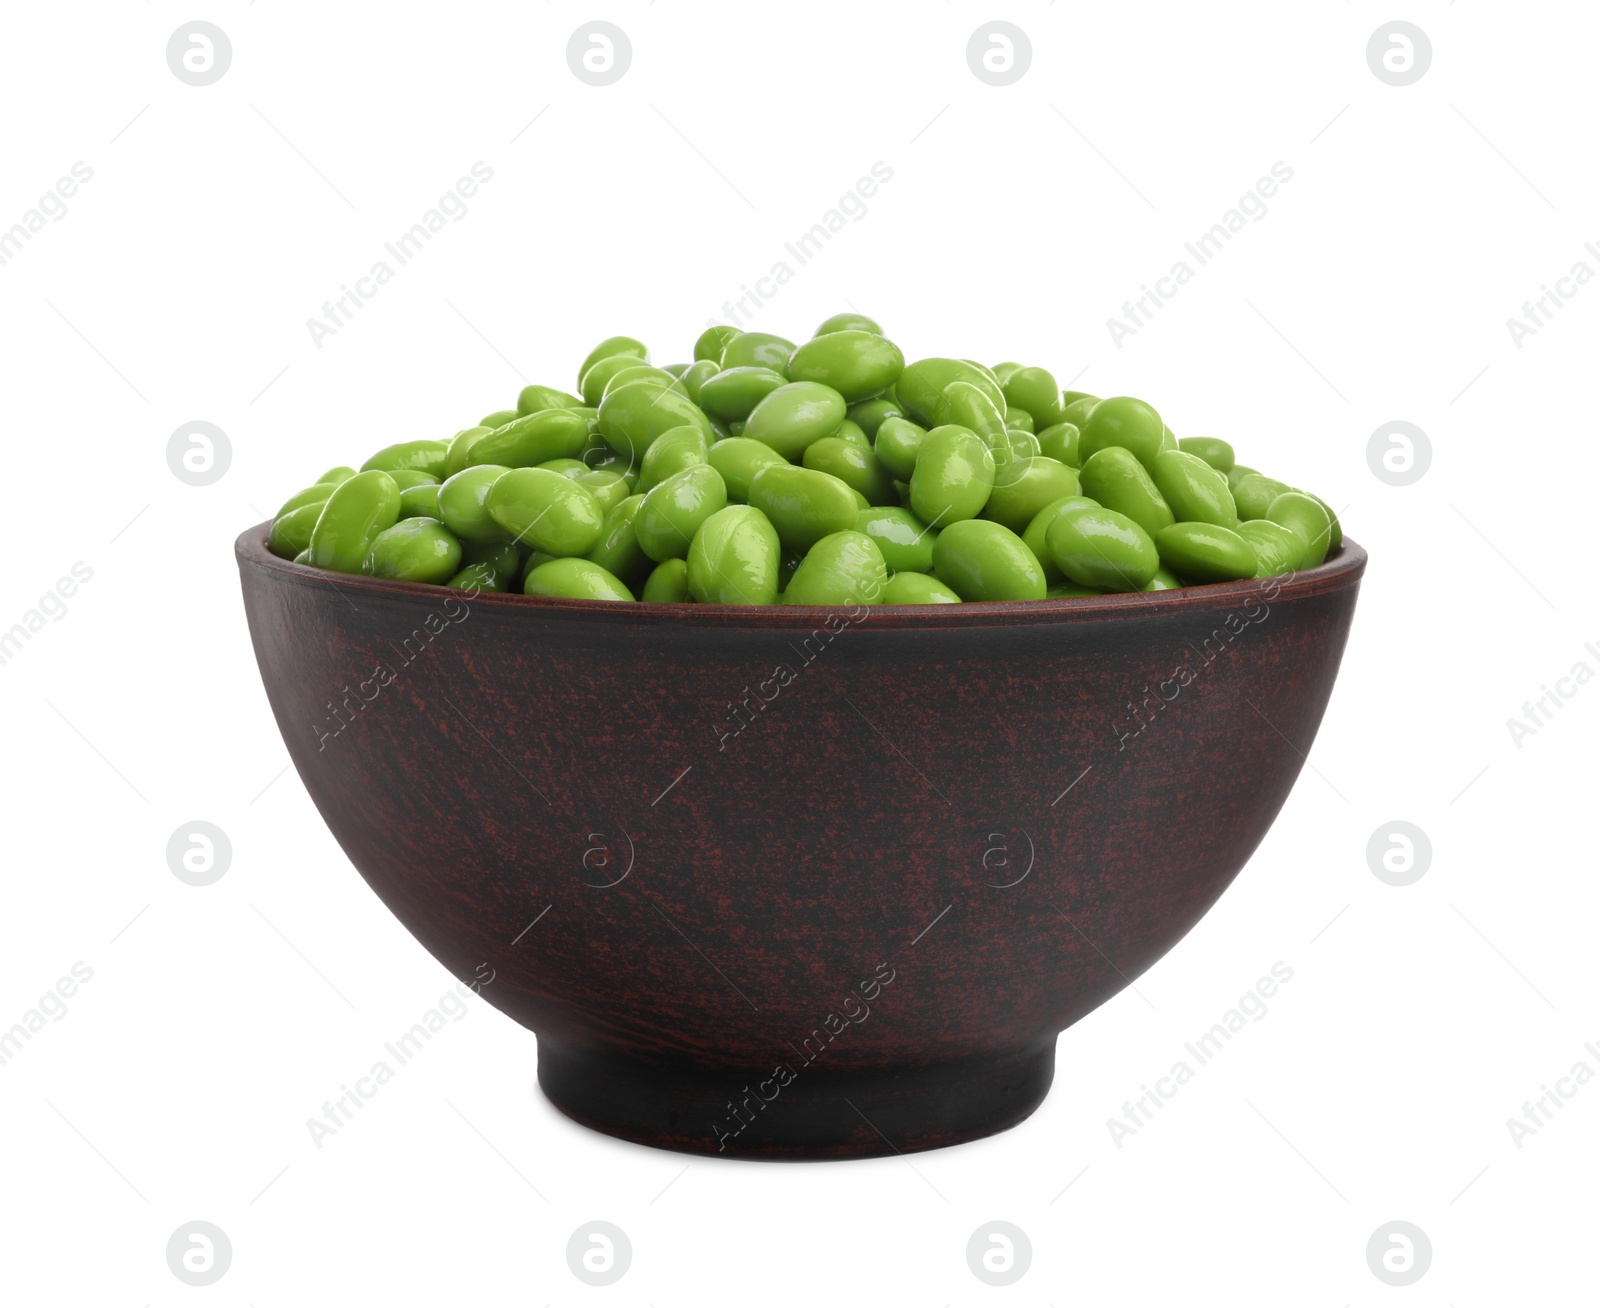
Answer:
577, 336, 648, 388
438, 464, 514, 543
1178, 436, 1235, 472
461, 540, 522, 587
982, 456, 1081, 534
698, 366, 788, 421
873, 416, 927, 481
847, 398, 903, 439
896, 358, 1006, 426
1151, 450, 1239, 527
524, 557, 635, 601
580, 351, 654, 407
785, 330, 904, 403
480, 409, 519, 430
707, 437, 789, 503
277, 483, 336, 516
719, 331, 795, 372
317, 466, 358, 485
784, 530, 888, 606
637, 425, 710, 493
933, 519, 1046, 601
688, 505, 781, 604
597, 381, 714, 462
1265, 491, 1334, 568
363, 517, 463, 584
1001, 366, 1064, 428
1143, 567, 1183, 592
802, 437, 898, 506
398, 483, 441, 519
1078, 447, 1175, 539
1045, 505, 1159, 592
814, 312, 883, 336
641, 558, 691, 603
1078, 396, 1165, 470
881, 572, 961, 604
1154, 522, 1258, 582
1232, 473, 1291, 520
362, 439, 451, 478
694, 325, 740, 363
586, 493, 652, 587
444, 427, 495, 478
857, 506, 936, 574
576, 469, 631, 514
309, 470, 402, 573
268, 500, 326, 558
485, 467, 605, 556
471, 409, 591, 468
1236, 519, 1304, 577
748, 463, 860, 552
909, 426, 995, 526
518, 383, 585, 415
744, 381, 848, 460
1021, 494, 1097, 583
679, 358, 721, 404
635, 464, 729, 562
446, 562, 505, 591
1036, 421, 1080, 468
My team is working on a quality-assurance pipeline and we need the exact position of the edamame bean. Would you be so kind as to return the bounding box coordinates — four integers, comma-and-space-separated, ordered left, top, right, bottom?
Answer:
363, 517, 463, 584
444, 426, 494, 477
518, 384, 585, 415
933, 519, 1046, 601
1178, 436, 1235, 472
641, 558, 691, 602
1059, 395, 1100, 432
1036, 421, 1080, 467
480, 409, 519, 430
398, 483, 441, 519
446, 562, 505, 591
268, 500, 326, 558
580, 351, 654, 407
896, 358, 1006, 426
743, 381, 847, 460
706, 437, 788, 503
585, 493, 652, 587
576, 469, 631, 514
1078, 396, 1165, 470
720, 331, 795, 372
1001, 366, 1064, 428
386, 469, 438, 492
461, 540, 522, 587
1006, 407, 1035, 433
857, 506, 936, 574
317, 466, 358, 485
802, 437, 898, 506
1079, 447, 1175, 538
847, 398, 902, 438
679, 358, 721, 404
1236, 519, 1303, 577
1265, 491, 1333, 568
1154, 522, 1258, 582
362, 440, 451, 478
276, 482, 335, 516
1021, 494, 1097, 583
438, 464, 514, 543
1045, 505, 1159, 592
524, 557, 635, 601
872, 416, 927, 480
934, 380, 1008, 445
577, 336, 648, 389
982, 456, 1081, 533
748, 463, 859, 552
698, 366, 788, 421
814, 311, 883, 336
1305, 491, 1342, 551
785, 330, 904, 402
688, 505, 781, 605
485, 467, 606, 556
1231, 473, 1291, 520
635, 464, 729, 562
695, 325, 740, 363
309, 469, 402, 573
637, 425, 710, 493
538, 458, 587, 479
602, 364, 685, 399
1143, 567, 1183, 592
1151, 450, 1238, 527
1048, 580, 1101, 597
597, 380, 714, 462
471, 408, 591, 468
909, 426, 995, 526
881, 572, 961, 604
784, 530, 888, 606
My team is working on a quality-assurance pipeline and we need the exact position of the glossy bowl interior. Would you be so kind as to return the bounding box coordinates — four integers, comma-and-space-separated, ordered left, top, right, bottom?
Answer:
237, 524, 1365, 1158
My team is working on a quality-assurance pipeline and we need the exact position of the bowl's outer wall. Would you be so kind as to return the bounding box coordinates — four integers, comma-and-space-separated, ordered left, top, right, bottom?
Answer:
238, 530, 1363, 1078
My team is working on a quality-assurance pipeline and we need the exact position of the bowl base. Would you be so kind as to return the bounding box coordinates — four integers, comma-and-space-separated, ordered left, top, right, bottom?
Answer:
536, 1038, 1056, 1160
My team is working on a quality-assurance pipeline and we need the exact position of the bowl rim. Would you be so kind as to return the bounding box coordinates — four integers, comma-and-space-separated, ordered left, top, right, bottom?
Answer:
237, 522, 1366, 630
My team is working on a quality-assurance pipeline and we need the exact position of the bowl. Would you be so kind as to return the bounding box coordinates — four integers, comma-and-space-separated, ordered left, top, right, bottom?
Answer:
236, 523, 1365, 1159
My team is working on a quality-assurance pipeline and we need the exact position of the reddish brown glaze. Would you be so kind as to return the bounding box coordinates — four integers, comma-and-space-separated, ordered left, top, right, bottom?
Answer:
236, 525, 1365, 1159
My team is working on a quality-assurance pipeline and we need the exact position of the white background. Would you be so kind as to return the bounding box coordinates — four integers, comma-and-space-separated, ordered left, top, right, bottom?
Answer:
2, 1, 1596, 1303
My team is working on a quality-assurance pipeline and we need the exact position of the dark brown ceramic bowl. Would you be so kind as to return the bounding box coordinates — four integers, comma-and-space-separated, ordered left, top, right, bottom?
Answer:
237, 524, 1364, 1159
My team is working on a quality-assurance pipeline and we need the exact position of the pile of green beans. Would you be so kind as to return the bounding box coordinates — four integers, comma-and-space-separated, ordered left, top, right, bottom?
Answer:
265, 314, 1342, 604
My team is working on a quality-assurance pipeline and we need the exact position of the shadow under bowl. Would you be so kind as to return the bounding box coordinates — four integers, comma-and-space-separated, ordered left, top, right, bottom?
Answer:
236, 525, 1364, 1159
